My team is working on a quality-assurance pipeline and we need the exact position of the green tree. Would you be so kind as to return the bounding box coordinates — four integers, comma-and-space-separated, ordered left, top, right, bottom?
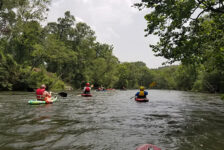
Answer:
1, 0, 50, 38
115, 64, 129, 89
174, 65, 197, 91
135, 0, 224, 64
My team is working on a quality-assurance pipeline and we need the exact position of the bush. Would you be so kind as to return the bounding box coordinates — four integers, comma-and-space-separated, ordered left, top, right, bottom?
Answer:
26, 68, 65, 90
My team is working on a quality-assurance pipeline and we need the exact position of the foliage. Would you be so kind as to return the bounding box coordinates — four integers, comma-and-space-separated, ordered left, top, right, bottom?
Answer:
151, 66, 177, 90
0, 50, 15, 90
134, 0, 224, 93
174, 65, 197, 91
115, 62, 154, 89
1, 0, 224, 94
26, 68, 65, 90
221, 94, 224, 100
135, 0, 224, 63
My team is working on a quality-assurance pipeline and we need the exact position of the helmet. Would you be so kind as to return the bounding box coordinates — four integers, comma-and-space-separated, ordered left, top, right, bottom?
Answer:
41, 84, 46, 89
140, 86, 144, 90
86, 83, 90, 86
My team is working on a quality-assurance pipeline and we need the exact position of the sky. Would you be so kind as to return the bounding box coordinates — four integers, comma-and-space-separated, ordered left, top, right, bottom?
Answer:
47, 0, 169, 68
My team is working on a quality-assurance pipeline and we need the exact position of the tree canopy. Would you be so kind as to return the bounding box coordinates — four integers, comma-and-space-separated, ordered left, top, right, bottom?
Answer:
135, 0, 224, 64
134, 0, 224, 93
0, 0, 223, 93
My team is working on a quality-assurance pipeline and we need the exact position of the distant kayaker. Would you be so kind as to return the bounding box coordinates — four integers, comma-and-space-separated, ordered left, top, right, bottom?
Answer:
36, 84, 53, 103
135, 86, 148, 98
83, 83, 91, 94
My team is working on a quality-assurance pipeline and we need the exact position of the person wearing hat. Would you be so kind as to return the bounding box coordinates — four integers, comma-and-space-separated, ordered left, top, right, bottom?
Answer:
36, 84, 52, 102
135, 86, 148, 98
83, 82, 91, 94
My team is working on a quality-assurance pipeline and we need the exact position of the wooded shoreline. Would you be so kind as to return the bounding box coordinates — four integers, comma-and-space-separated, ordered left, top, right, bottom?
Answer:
1, 0, 224, 95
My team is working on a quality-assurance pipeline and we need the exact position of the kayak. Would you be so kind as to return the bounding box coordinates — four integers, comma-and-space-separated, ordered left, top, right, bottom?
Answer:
96, 89, 107, 92
81, 93, 92, 97
28, 97, 58, 105
135, 97, 149, 102
106, 88, 115, 90
136, 144, 161, 150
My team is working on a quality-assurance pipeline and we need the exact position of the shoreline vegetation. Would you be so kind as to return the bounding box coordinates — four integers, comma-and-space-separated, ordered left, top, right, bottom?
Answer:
1, 0, 223, 97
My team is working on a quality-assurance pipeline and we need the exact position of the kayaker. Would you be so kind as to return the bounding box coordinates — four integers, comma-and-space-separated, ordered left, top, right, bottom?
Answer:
36, 84, 53, 103
83, 83, 91, 94
97, 87, 103, 91
135, 86, 148, 98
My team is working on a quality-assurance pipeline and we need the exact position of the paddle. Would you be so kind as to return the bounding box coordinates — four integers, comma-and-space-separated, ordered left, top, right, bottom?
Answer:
130, 96, 136, 99
51, 92, 67, 97
58, 92, 67, 97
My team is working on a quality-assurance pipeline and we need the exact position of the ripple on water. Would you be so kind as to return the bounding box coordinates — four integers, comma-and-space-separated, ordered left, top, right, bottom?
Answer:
0, 90, 224, 150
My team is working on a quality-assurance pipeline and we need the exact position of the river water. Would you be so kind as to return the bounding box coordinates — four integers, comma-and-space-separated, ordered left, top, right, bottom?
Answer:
0, 90, 224, 150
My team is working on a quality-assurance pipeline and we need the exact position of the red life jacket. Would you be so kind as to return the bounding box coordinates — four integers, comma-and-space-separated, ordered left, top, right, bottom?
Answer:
85, 87, 90, 92
36, 88, 45, 100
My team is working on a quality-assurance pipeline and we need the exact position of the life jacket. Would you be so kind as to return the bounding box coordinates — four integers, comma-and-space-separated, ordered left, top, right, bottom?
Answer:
45, 96, 52, 103
85, 87, 90, 92
36, 88, 45, 100
139, 91, 145, 97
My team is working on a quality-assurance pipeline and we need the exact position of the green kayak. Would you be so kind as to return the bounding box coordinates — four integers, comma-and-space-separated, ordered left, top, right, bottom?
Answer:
28, 97, 58, 105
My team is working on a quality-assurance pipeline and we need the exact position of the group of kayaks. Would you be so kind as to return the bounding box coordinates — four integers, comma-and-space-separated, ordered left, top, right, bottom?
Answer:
81, 94, 149, 102
80, 93, 149, 102
28, 92, 149, 105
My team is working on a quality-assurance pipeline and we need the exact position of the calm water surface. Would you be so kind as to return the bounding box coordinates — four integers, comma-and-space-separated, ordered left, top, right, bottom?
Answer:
0, 90, 224, 150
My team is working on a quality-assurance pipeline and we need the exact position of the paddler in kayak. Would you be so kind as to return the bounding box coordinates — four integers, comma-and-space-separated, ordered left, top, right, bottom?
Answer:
135, 86, 148, 98
83, 82, 91, 94
36, 84, 53, 103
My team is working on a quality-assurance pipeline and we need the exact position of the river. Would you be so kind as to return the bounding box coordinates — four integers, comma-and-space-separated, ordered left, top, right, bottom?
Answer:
0, 90, 224, 150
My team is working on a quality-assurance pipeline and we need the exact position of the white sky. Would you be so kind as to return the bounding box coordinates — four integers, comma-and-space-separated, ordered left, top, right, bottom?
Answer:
47, 0, 170, 68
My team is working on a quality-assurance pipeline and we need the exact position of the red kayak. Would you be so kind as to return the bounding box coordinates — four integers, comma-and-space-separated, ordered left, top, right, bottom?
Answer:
81, 93, 92, 97
106, 88, 115, 90
136, 144, 161, 150
135, 97, 149, 102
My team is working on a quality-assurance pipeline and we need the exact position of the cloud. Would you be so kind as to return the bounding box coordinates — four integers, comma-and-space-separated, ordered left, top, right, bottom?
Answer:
47, 0, 168, 68
83, 0, 89, 3
75, 16, 84, 23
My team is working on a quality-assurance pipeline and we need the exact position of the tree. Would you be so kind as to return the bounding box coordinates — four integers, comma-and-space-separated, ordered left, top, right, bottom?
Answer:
174, 65, 197, 90
135, 0, 224, 93
115, 64, 129, 88
9, 21, 43, 64
0, 0, 50, 38
135, 0, 224, 64
57, 11, 75, 41
43, 35, 77, 80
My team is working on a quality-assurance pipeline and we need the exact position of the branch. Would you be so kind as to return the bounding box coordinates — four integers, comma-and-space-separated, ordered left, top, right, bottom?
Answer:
30, 55, 44, 71
191, 4, 200, 16
197, 0, 224, 13
192, 9, 206, 22
207, 6, 224, 13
